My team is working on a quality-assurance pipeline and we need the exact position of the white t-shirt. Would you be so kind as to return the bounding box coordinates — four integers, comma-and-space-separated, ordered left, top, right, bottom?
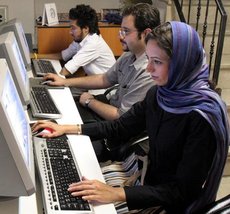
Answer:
62, 33, 116, 75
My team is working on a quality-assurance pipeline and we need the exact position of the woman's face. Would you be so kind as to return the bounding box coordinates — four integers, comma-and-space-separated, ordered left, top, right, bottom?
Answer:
146, 39, 170, 86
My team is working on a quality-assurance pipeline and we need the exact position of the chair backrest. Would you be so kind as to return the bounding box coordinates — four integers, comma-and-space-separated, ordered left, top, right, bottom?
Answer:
195, 194, 230, 214
173, 0, 227, 89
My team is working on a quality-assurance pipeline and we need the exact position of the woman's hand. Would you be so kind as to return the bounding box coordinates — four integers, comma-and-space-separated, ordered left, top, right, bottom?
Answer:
68, 176, 126, 203
31, 120, 69, 138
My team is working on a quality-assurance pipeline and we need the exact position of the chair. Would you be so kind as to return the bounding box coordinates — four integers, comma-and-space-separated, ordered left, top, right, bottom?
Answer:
103, 84, 150, 161
195, 194, 230, 214
105, 130, 149, 161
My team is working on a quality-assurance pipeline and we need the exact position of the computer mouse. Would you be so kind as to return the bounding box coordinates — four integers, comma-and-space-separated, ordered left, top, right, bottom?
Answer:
40, 80, 53, 85
33, 128, 53, 137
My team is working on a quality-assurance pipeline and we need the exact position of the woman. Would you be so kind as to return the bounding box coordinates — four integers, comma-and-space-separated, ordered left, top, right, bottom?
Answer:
32, 21, 229, 213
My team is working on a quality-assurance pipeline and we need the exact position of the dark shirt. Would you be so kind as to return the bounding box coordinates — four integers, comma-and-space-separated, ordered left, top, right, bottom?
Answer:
82, 86, 216, 213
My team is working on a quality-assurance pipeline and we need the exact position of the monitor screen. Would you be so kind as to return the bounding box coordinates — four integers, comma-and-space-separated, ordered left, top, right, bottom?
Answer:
0, 59, 35, 197
0, 31, 30, 107
0, 18, 31, 71
2, 68, 30, 165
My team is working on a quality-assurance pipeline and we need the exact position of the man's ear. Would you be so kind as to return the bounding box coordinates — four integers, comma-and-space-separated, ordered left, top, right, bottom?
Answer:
83, 26, 89, 34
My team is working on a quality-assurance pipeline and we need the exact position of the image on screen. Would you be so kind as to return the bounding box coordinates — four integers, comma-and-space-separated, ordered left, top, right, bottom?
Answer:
0, 59, 35, 197
18, 21, 30, 55
0, 31, 30, 107
12, 40, 28, 86
2, 70, 29, 165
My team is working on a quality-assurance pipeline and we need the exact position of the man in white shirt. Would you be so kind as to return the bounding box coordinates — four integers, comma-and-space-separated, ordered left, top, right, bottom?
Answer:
36, 4, 116, 77
60, 4, 116, 76
61, 34, 115, 76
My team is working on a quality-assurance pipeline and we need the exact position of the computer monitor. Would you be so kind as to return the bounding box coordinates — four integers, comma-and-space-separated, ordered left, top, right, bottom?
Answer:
0, 31, 30, 107
0, 18, 31, 71
0, 59, 35, 197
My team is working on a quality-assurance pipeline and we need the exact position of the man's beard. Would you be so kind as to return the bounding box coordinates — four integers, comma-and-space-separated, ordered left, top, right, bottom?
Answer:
74, 32, 84, 43
74, 38, 83, 43
120, 39, 129, 52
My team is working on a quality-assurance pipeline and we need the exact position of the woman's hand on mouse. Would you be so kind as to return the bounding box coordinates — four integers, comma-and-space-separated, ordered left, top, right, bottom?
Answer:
31, 121, 82, 138
31, 121, 68, 138
43, 73, 67, 86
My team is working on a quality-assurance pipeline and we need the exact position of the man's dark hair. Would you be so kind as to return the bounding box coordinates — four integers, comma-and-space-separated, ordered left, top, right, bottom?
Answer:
69, 4, 100, 35
122, 3, 160, 38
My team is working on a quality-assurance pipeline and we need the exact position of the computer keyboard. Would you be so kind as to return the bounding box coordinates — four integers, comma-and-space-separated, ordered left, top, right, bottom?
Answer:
30, 86, 62, 119
33, 135, 93, 214
32, 59, 56, 76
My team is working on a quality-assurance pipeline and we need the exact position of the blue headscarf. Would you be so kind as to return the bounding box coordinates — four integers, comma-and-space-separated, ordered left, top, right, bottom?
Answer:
157, 21, 230, 212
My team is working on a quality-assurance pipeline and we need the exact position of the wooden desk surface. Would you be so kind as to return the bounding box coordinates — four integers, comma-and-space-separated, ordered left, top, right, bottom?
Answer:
37, 22, 120, 28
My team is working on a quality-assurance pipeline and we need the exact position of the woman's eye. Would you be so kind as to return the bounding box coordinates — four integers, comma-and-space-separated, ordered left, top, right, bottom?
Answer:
153, 60, 162, 65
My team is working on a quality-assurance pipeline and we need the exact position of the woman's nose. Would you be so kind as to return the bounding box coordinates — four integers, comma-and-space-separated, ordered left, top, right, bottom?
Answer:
146, 63, 154, 73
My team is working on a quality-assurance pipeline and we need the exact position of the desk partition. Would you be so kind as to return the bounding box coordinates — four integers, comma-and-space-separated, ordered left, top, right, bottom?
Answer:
37, 22, 123, 57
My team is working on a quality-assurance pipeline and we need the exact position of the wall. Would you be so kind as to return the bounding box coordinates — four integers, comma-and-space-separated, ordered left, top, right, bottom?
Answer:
0, 0, 34, 38
34, 0, 120, 18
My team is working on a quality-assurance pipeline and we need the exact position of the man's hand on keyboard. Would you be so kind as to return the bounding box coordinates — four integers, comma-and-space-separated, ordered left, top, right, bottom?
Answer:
68, 176, 126, 204
43, 73, 66, 86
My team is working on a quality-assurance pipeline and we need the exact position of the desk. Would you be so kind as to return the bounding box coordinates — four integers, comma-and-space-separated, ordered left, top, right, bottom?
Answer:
0, 60, 116, 214
37, 22, 123, 57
